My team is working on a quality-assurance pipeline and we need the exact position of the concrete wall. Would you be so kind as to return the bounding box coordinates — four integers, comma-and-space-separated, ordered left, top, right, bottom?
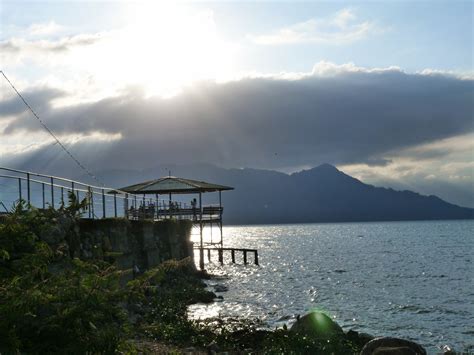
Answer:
77, 218, 194, 272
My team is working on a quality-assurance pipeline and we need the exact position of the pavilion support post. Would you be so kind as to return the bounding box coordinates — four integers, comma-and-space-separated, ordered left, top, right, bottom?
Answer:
254, 251, 259, 265
219, 190, 223, 247
113, 193, 117, 218
134, 195, 137, 212
199, 192, 204, 270
243, 250, 248, 265
207, 248, 211, 262
169, 193, 172, 219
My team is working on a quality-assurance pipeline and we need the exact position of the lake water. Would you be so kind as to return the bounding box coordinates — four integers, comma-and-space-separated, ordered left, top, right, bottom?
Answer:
189, 220, 474, 354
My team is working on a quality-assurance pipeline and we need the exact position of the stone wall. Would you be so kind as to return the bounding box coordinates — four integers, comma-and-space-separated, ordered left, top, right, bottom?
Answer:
77, 218, 194, 272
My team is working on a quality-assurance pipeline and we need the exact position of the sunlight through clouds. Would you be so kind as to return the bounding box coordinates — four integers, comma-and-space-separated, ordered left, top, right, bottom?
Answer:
1, 2, 237, 102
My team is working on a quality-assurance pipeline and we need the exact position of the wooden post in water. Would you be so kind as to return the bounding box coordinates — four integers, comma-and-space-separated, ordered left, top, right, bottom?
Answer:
218, 248, 223, 265
243, 250, 248, 265
207, 248, 211, 262
254, 250, 259, 265
231, 249, 235, 263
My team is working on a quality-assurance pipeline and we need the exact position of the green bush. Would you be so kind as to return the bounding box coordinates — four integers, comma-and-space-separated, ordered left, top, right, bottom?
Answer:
0, 201, 129, 353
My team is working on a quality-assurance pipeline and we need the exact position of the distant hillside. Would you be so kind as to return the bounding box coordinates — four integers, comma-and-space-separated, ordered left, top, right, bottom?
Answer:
91, 163, 474, 224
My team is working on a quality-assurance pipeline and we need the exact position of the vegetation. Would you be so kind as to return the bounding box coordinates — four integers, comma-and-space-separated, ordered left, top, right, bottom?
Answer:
0, 198, 364, 354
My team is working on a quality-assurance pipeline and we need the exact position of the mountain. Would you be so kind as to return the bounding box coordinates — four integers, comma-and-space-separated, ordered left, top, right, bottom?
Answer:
90, 163, 474, 225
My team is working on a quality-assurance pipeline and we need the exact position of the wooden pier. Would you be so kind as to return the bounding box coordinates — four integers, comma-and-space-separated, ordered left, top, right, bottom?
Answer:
197, 247, 259, 266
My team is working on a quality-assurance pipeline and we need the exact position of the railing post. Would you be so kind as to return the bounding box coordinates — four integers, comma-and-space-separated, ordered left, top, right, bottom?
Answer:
50, 177, 54, 208
18, 178, 22, 201
124, 193, 129, 219
88, 186, 92, 218
26, 172, 31, 205
102, 189, 106, 218
42, 183, 45, 209
61, 187, 64, 206
91, 189, 95, 218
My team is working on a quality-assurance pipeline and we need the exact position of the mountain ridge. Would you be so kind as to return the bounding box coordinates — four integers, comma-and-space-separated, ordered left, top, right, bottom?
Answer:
87, 163, 473, 224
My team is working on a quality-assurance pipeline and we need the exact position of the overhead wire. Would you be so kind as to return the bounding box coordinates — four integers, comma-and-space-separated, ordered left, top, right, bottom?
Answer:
0, 70, 105, 187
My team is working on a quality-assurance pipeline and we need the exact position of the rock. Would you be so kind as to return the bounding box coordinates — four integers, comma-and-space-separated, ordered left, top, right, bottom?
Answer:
360, 337, 427, 355
346, 329, 374, 348
290, 311, 344, 339
441, 345, 455, 354
206, 340, 220, 354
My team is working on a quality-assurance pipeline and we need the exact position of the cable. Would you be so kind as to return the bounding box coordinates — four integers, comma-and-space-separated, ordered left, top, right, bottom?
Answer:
0, 70, 104, 186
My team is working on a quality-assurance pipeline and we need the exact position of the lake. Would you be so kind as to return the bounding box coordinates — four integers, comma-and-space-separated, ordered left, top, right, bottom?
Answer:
189, 220, 474, 353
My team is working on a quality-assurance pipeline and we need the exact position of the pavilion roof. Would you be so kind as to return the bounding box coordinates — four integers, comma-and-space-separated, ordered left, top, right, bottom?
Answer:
115, 176, 234, 195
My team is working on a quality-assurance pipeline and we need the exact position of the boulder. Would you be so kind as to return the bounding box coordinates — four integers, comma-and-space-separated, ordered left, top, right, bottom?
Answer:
360, 337, 427, 355
290, 311, 344, 339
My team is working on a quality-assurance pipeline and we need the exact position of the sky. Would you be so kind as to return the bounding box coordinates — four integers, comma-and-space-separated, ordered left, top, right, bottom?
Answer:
0, 0, 473, 207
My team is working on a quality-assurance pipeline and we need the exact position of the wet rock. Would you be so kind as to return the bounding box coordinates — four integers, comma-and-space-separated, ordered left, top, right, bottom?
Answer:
290, 311, 344, 339
214, 284, 228, 292
214, 295, 224, 302
360, 337, 427, 355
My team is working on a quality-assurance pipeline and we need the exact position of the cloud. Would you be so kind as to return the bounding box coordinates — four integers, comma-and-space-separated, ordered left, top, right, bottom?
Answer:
27, 21, 64, 37
1, 63, 472, 173
0, 34, 104, 67
249, 9, 378, 45
1, 34, 102, 54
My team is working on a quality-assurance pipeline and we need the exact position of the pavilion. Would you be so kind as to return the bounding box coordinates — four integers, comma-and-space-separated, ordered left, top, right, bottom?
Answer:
116, 176, 233, 269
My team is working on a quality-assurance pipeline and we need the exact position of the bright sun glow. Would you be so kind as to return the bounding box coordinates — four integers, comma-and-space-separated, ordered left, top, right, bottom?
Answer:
70, 2, 236, 98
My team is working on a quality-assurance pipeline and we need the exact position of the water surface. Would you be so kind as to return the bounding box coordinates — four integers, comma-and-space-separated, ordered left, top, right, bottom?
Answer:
189, 220, 474, 353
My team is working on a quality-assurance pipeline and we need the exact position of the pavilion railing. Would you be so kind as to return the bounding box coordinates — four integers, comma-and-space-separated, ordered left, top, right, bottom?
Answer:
0, 166, 182, 219
0, 166, 221, 221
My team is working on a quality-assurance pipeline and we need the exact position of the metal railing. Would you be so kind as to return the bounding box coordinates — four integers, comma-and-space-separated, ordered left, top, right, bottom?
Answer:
0, 166, 201, 220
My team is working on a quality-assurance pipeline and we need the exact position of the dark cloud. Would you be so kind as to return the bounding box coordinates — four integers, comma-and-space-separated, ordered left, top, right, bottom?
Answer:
0, 87, 65, 120
2, 69, 473, 171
